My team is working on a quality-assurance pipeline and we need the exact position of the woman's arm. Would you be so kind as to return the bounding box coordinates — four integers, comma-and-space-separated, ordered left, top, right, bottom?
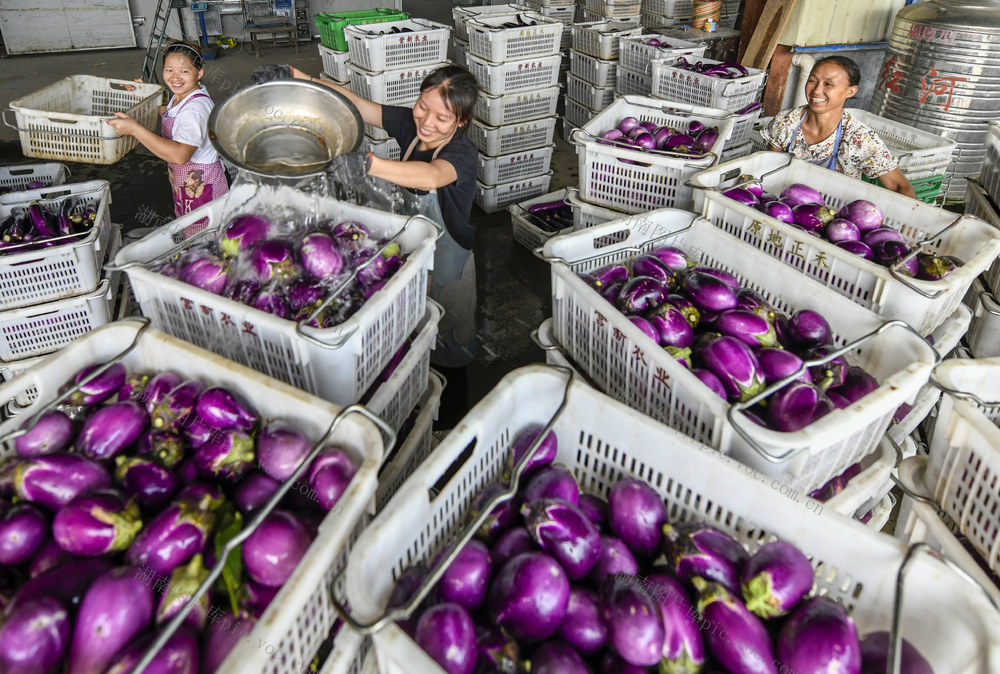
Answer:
106, 112, 196, 164
877, 167, 917, 199
369, 156, 458, 192
290, 67, 383, 130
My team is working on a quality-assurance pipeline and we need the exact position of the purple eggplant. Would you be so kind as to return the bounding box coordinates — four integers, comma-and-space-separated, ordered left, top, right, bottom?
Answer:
530, 640, 590, 674
788, 309, 833, 348
252, 286, 291, 318
793, 205, 826, 233
126, 501, 216, 576
522, 498, 601, 580
175, 481, 224, 510
692, 266, 740, 292
255, 421, 310, 482
601, 574, 665, 667
14, 410, 75, 457
741, 541, 813, 618
763, 200, 795, 224
245, 578, 279, 618
181, 413, 217, 449
859, 631, 934, 674
473, 483, 518, 542
717, 309, 777, 348
243, 510, 311, 587
698, 336, 766, 402
648, 571, 705, 673
15, 453, 111, 511
287, 279, 326, 312
682, 271, 738, 313
53, 489, 141, 556
780, 183, 824, 207
837, 240, 875, 259
590, 535, 639, 581
767, 381, 824, 432
29, 539, 76, 578
234, 471, 281, 515
633, 254, 675, 285
388, 562, 428, 636
523, 465, 580, 507
7, 558, 112, 617
78, 400, 149, 460
202, 610, 256, 673
332, 220, 371, 254
666, 295, 700, 329
599, 280, 624, 305
357, 250, 401, 287
117, 373, 151, 402
916, 252, 960, 281
735, 288, 775, 319
0, 503, 48, 565
663, 521, 749, 596
70, 362, 127, 406
508, 424, 558, 479
475, 623, 520, 673
647, 303, 695, 348
757, 348, 811, 385
0, 596, 69, 674
801, 345, 849, 392
155, 553, 209, 629
68, 565, 155, 674
872, 240, 918, 276
693, 577, 777, 674
578, 493, 608, 531
300, 232, 344, 281
193, 428, 255, 483
308, 447, 357, 511
584, 264, 629, 291
862, 227, 906, 248
438, 540, 492, 611
601, 652, 650, 674
490, 551, 570, 642
838, 199, 883, 232
651, 247, 691, 272
692, 368, 727, 399
827, 390, 851, 410
608, 478, 666, 559
630, 315, 660, 343
195, 387, 257, 433
778, 597, 861, 674
796, 202, 837, 225
151, 379, 204, 432
617, 276, 670, 315
248, 240, 297, 283
179, 255, 229, 294
827, 218, 861, 243
416, 603, 477, 674
830, 366, 880, 405
140, 372, 182, 415
104, 625, 199, 674
723, 187, 759, 207
492, 527, 538, 568
220, 213, 270, 257
139, 431, 186, 468
558, 587, 607, 654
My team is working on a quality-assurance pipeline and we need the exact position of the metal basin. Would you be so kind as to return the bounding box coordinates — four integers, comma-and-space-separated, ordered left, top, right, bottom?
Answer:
208, 79, 363, 179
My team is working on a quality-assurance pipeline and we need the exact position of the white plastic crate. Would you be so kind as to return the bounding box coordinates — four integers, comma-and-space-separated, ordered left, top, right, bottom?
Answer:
364, 135, 402, 161
526, 0, 574, 6
640, 11, 682, 29
690, 153, 1000, 335
376, 371, 444, 511
468, 115, 557, 155
509, 186, 572, 249
560, 116, 578, 144
364, 122, 390, 142
565, 186, 630, 230
573, 95, 734, 212
618, 33, 707, 75
896, 456, 1000, 607
569, 49, 618, 87
113, 185, 437, 408
615, 63, 652, 96
478, 144, 555, 185
580, 7, 605, 22
451, 37, 468, 68
651, 56, 767, 111
525, 1, 576, 24
965, 277, 1000, 360
452, 3, 530, 41
345, 19, 451, 71
567, 72, 617, 110
0, 319, 384, 674
0, 180, 113, 311
642, 0, 693, 17
473, 86, 560, 126
726, 106, 763, 148
564, 96, 601, 130
751, 114, 771, 152
4, 76, 163, 165
719, 140, 753, 163
346, 365, 1000, 674
466, 52, 562, 95
0, 353, 44, 411
318, 44, 351, 83
979, 121, 1000, 209
0, 162, 68, 196
964, 178, 1000, 296
584, 0, 643, 20
363, 302, 439, 437
346, 62, 447, 106
542, 213, 937, 493
845, 108, 956, 171
475, 171, 553, 214
466, 11, 563, 62
571, 19, 642, 60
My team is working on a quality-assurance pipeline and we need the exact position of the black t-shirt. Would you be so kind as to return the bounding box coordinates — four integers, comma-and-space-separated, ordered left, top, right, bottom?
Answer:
381, 105, 479, 249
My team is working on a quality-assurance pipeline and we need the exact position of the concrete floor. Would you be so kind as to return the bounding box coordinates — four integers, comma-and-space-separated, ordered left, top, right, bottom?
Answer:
0, 2, 578, 428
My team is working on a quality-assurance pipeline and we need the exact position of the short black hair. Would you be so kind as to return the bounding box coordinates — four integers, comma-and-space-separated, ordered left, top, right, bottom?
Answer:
812, 55, 861, 87
419, 65, 480, 128
164, 40, 204, 70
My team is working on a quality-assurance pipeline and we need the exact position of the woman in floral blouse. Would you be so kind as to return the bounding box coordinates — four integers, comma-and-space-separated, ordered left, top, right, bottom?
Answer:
761, 56, 916, 199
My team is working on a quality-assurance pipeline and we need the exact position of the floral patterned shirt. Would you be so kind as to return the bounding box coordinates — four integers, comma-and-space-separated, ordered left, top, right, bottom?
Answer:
760, 106, 898, 179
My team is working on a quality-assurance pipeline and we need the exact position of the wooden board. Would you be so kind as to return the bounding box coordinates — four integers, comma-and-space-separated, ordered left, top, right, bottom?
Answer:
740, 0, 799, 71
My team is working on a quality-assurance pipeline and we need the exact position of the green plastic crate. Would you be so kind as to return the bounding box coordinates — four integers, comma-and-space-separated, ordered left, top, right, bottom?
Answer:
863, 172, 946, 205
315, 9, 410, 50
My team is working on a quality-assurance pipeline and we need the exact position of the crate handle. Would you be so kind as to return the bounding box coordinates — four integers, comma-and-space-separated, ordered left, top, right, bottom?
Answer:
891, 543, 1000, 674
726, 318, 941, 464
132, 402, 394, 674
0, 317, 153, 448
927, 367, 1000, 409
975, 286, 1000, 318
328, 365, 577, 635
886, 213, 965, 300
537, 212, 700, 265
570, 126, 721, 167
104, 216, 221, 273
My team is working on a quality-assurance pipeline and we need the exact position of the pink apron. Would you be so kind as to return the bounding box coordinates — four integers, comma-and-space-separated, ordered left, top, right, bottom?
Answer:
161, 91, 229, 237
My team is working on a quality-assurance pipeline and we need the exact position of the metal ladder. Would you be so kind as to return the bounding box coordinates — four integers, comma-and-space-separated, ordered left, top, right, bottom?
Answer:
139, 0, 185, 83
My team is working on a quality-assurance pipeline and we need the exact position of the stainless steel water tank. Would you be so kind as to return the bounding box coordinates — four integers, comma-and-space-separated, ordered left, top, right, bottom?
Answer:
869, 0, 1000, 199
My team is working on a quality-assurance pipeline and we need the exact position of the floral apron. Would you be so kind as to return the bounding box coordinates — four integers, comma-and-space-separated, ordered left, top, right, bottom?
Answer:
161, 92, 229, 236
788, 111, 845, 171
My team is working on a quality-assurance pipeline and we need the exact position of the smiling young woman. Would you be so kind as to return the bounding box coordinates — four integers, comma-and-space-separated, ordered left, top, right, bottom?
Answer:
761, 56, 916, 199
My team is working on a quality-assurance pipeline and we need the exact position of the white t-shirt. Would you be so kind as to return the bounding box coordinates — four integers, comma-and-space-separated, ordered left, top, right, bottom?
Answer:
164, 85, 219, 165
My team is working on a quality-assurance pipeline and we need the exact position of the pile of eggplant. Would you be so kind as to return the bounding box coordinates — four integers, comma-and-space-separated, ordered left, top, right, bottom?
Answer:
580, 244, 882, 433
0, 179, 53, 197
158, 213, 405, 328
521, 199, 574, 235
722, 178, 962, 281
671, 57, 751, 80
389, 426, 934, 673
0, 197, 99, 255
597, 116, 724, 159
484, 14, 538, 29
0, 361, 358, 673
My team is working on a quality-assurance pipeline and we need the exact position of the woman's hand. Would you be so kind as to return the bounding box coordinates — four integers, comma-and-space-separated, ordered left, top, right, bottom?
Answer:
877, 168, 917, 200
290, 67, 312, 81
106, 112, 141, 137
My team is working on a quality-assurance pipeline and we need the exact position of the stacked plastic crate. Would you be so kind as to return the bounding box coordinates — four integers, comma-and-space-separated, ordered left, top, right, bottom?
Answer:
343, 18, 452, 162
464, 10, 564, 213
0, 171, 119, 391
640, 0, 742, 31
963, 121, 1000, 358
615, 32, 706, 110
315, 9, 411, 89
524, 0, 575, 111
451, 3, 530, 70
